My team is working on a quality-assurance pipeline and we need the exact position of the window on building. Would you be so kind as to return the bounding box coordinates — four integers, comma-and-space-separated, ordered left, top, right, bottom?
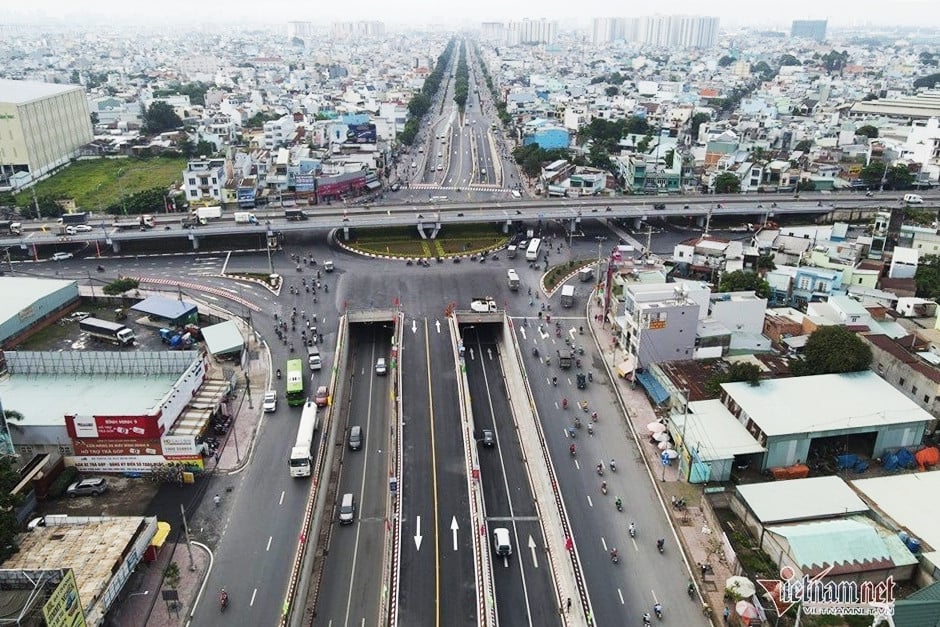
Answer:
924, 395, 930, 404
798, 277, 811, 290
188, 178, 196, 185
899, 377, 906, 387
912, 385, 918, 396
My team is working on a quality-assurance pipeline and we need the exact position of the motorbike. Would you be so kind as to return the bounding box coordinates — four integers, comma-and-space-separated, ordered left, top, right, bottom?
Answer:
562, 398, 568, 410
656, 539, 665, 554
276, 369, 282, 379
610, 460, 617, 472
587, 422, 594, 436
596, 464, 604, 476
552, 377, 557, 386
591, 411, 598, 422
601, 481, 607, 495
654, 604, 663, 620
687, 581, 695, 599
580, 400, 589, 412
616, 499, 623, 512
610, 551, 619, 564
220, 589, 229, 611
574, 416, 581, 429
532, 347, 539, 358
629, 523, 636, 538
569, 444, 576, 457
96, 265, 105, 273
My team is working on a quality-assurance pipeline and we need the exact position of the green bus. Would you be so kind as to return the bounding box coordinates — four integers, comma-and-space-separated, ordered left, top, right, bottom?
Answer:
285, 358, 305, 406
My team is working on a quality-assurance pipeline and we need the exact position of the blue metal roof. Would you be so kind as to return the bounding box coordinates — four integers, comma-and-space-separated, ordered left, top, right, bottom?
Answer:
130, 295, 197, 321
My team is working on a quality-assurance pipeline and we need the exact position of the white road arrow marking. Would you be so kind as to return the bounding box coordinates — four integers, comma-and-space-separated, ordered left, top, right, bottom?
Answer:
414, 516, 423, 551
520, 328, 527, 340
451, 516, 459, 551
539, 328, 549, 340
412, 319, 417, 334
435, 320, 441, 333
469, 348, 475, 361
487, 347, 493, 360
528, 535, 539, 568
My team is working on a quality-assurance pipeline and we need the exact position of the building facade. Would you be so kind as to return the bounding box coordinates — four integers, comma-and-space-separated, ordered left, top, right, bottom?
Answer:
790, 20, 827, 42
182, 158, 228, 203
0, 79, 93, 186
618, 283, 703, 369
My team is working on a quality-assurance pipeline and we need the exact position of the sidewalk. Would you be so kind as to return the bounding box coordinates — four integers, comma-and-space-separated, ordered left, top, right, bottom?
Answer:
585, 295, 730, 622
104, 298, 269, 626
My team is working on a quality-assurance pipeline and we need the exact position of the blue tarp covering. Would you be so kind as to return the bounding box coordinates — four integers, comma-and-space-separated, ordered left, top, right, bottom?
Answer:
635, 370, 670, 405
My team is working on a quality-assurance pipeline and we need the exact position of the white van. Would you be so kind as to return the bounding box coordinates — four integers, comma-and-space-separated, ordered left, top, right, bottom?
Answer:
493, 527, 512, 556
903, 193, 924, 204
308, 347, 322, 371
339, 493, 355, 524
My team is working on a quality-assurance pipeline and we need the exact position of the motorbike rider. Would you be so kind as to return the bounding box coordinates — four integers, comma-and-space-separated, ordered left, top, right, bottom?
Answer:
610, 459, 616, 471
610, 547, 619, 561
552, 376, 557, 386
276, 369, 282, 379
642, 611, 651, 625
569, 443, 576, 455
220, 587, 228, 608
596, 462, 604, 475
653, 602, 663, 618
629, 521, 636, 536
657, 538, 665, 552
615, 496, 623, 510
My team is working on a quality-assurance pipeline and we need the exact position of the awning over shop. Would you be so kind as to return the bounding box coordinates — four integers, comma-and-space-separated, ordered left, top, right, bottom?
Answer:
171, 408, 212, 437
615, 355, 637, 378
169, 379, 229, 436
635, 370, 670, 405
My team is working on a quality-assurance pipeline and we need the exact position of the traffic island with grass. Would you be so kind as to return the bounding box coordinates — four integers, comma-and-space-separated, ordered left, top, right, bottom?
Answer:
342, 224, 510, 259
544, 258, 597, 292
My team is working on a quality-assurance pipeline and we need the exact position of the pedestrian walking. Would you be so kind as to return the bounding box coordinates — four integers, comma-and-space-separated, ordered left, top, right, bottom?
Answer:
566, 597, 571, 613
723, 606, 730, 624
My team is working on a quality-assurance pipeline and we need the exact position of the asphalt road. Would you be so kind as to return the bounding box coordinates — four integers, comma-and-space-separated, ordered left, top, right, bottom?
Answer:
13, 220, 754, 626
463, 325, 560, 627
313, 323, 393, 626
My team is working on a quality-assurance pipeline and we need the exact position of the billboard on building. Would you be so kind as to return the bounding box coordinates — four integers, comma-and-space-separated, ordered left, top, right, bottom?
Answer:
346, 123, 377, 144
294, 173, 316, 192
42, 569, 86, 627
66, 415, 163, 440
316, 173, 367, 198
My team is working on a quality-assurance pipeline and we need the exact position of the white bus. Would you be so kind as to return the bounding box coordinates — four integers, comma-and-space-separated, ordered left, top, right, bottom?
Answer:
525, 238, 542, 261
289, 400, 319, 477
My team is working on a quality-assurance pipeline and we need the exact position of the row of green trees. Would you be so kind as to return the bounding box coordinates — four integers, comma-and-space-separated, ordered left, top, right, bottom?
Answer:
398, 40, 456, 145
453, 42, 469, 111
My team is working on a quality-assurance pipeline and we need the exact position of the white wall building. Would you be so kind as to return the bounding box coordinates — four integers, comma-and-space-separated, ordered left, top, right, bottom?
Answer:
182, 158, 227, 203
263, 115, 297, 150
0, 79, 93, 185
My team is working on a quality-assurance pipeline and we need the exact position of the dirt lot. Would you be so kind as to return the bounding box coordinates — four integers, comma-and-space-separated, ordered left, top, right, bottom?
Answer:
15, 300, 170, 352
36, 475, 161, 518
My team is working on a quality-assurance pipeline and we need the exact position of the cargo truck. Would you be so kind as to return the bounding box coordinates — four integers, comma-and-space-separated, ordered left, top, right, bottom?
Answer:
558, 349, 573, 369
58, 212, 88, 225
233, 211, 258, 225
289, 400, 319, 477
470, 297, 498, 312
191, 206, 222, 225
0, 220, 22, 235
506, 269, 520, 290
79, 317, 136, 346
285, 208, 308, 221
561, 284, 575, 308
113, 214, 154, 230
578, 266, 595, 282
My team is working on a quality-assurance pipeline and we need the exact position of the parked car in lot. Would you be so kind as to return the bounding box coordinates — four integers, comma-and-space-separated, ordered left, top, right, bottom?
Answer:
263, 390, 277, 413
51, 252, 73, 261
66, 477, 108, 497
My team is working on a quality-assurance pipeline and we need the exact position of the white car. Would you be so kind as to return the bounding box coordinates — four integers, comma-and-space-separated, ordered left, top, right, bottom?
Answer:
263, 390, 277, 413
51, 252, 73, 261
72, 224, 93, 232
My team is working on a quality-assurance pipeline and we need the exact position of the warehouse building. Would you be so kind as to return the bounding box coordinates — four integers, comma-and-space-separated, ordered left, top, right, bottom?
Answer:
0, 277, 80, 348
0, 79, 93, 186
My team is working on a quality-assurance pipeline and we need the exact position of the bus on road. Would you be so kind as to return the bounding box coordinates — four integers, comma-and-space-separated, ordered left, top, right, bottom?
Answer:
289, 400, 319, 477
525, 238, 542, 261
285, 358, 305, 406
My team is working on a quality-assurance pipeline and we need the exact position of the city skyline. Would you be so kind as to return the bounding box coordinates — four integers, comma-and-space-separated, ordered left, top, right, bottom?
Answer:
3, 0, 940, 28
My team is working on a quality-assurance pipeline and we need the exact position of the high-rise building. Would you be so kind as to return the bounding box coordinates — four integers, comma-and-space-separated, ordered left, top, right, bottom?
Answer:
791, 20, 827, 42
332, 21, 386, 40
0, 79, 93, 185
287, 21, 313, 40
481, 22, 505, 42
506, 19, 557, 45
592, 15, 719, 48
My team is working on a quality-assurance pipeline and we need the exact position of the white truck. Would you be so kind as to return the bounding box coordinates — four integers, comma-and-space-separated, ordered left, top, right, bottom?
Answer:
192, 206, 222, 225
506, 269, 520, 291
470, 297, 498, 312
561, 285, 576, 308
113, 214, 154, 230
234, 211, 259, 225
79, 317, 136, 346
289, 400, 319, 477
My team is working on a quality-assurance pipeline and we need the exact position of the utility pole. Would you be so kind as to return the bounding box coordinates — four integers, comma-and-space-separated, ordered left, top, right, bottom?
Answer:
180, 504, 195, 571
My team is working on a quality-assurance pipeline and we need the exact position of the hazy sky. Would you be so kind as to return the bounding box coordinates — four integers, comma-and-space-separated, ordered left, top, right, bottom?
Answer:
5, 0, 940, 27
